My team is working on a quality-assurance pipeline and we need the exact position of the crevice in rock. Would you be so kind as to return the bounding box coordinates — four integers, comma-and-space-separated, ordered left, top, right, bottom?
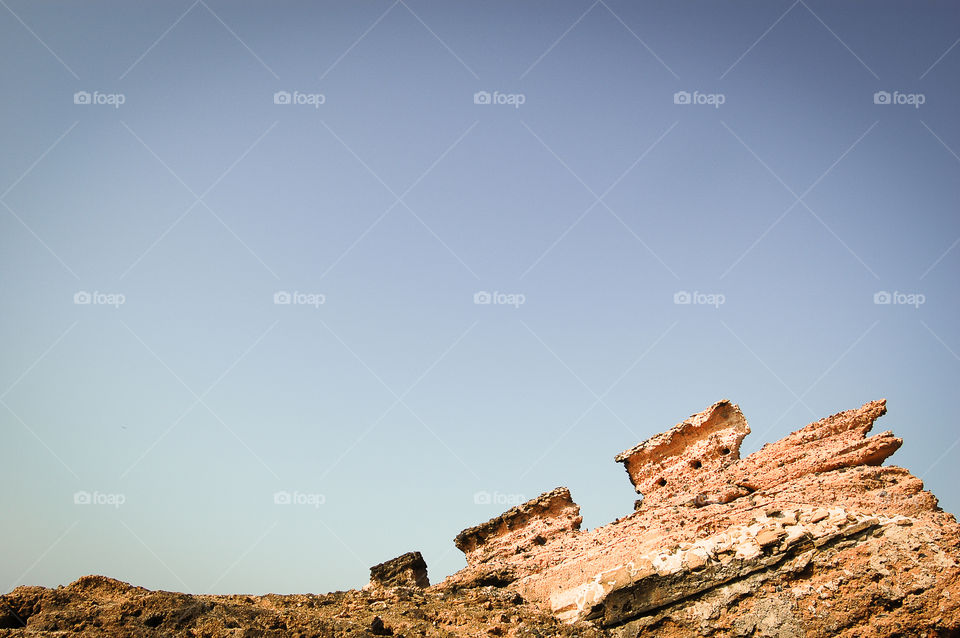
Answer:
601, 520, 882, 628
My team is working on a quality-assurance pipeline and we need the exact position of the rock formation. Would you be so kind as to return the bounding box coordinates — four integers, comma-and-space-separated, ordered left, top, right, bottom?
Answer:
454, 487, 583, 567
2, 399, 959, 637
614, 399, 751, 508
367, 551, 430, 589
444, 399, 960, 636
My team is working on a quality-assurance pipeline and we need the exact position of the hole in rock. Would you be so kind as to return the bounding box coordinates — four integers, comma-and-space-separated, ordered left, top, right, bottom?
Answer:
144, 614, 164, 628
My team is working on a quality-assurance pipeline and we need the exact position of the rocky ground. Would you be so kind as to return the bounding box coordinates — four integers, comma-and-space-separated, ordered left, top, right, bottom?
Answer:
0, 575, 604, 638
4, 399, 960, 637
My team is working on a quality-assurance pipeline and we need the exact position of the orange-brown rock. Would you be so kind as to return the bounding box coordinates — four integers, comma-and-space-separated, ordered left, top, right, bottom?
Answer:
454, 487, 582, 567
3, 399, 958, 637
724, 399, 902, 492
446, 399, 960, 636
614, 399, 751, 508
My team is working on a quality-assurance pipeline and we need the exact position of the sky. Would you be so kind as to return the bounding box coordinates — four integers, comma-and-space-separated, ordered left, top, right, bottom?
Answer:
1, 0, 958, 596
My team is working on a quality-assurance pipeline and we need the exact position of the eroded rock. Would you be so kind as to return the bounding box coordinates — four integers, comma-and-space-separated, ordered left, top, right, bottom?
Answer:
4, 399, 958, 638
725, 399, 901, 492
447, 399, 960, 636
614, 399, 750, 508
368, 551, 429, 589
454, 487, 582, 567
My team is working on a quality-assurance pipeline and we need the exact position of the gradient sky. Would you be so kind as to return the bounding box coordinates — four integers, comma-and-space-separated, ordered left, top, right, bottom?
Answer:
2, 0, 958, 596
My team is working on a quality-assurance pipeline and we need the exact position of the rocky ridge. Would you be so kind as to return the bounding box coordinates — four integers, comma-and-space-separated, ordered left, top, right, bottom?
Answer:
3, 399, 959, 637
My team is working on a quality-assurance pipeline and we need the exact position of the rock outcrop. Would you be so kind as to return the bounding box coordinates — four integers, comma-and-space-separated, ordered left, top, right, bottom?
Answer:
2, 399, 958, 637
367, 551, 430, 589
614, 399, 751, 508
454, 487, 582, 566
446, 399, 960, 636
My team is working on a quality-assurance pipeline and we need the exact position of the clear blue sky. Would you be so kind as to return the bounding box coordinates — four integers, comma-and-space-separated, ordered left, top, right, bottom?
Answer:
2, 0, 958, 595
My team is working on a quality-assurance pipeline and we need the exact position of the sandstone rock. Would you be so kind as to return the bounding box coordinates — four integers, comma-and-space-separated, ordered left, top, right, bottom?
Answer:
4, 399, 959, 638
614, 399, 750, 508
447, 399, 960, 636
724, 399, 901, 492
754, 526, 784, 548
369, 551, 430, 589
454, 487, 582, 567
